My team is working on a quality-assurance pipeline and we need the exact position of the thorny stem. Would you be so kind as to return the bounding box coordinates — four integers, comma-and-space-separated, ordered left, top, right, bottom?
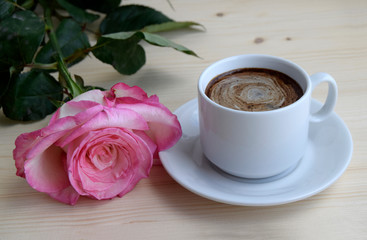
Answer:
9, 0, 26, 11
25, 62, 57, 70
44, 7, 84, 98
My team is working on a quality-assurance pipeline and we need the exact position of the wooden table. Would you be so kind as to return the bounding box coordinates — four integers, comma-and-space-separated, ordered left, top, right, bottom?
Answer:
1, 0, 366, 239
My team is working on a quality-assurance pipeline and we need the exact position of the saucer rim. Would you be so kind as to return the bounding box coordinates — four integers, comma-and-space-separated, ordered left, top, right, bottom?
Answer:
160, 98, 353, 206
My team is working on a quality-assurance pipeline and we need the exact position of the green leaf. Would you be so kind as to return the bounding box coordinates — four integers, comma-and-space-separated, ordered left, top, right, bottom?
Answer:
35, 19, 90, 68
67, 0, 121, 13
56, 0, 99, 23
92, 36, 146, 75
84, 85, 105, 91
0, 63, 11, 99
0, 0, 16, 20
103, 31, 199, 58
142, 21, 205, 33
102, 31, 137, 40
142, 32, 198, 57
96, 28, 199, 75
19, 0, 37, 10
1, 71, 63, 121
74, 74, 84, 88
100, 5, 173, 34
0, 10, 45, 67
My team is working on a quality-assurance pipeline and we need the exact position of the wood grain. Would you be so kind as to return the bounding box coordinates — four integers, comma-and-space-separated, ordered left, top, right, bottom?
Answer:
1, 0, 367, 239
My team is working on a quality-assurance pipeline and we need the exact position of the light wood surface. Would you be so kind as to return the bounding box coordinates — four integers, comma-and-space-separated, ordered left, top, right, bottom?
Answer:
1, 0, 366, 239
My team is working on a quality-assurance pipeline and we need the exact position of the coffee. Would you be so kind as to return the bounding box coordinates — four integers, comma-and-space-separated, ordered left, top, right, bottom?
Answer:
205, 68, 303, 112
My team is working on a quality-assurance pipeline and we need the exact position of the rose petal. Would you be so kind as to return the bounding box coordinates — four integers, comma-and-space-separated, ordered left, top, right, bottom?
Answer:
24, 145, 69, 192
50, 90, 105, 125
67, 128, 153, 200
114, 102, 182, 152
111, 83, 148, 101
14, 116, 80, 177
106, 84, 181, 153
48, 186, 80, 205
132, 130, 157, 156
71, 89, 105, 103
50, 100, 104, 124
59, 108, 149, 147
13, 82, 182, 205
14, 130, 42, 177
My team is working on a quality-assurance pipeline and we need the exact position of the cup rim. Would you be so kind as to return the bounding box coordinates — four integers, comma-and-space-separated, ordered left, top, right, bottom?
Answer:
198, 54, 312, 114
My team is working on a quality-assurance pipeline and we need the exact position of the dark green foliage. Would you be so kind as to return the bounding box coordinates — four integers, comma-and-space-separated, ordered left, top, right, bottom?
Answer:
0, 0, 201, 121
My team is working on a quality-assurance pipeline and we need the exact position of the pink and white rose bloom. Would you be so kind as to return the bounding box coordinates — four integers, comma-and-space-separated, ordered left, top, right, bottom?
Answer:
13, 83, 182, 205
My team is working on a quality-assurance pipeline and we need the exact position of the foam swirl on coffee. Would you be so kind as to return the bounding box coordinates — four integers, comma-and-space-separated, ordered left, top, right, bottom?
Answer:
206, 68, 303, 112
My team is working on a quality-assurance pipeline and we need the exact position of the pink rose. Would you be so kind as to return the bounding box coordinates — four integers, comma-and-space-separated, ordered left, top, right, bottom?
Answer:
13, 83, 182, 205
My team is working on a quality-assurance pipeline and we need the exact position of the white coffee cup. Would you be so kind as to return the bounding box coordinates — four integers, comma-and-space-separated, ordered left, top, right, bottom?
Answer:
198, 54, 337, 179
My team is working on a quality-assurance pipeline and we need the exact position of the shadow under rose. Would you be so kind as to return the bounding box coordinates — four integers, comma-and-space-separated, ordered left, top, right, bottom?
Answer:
0, 110, 52, 128
0, 112, 25, 127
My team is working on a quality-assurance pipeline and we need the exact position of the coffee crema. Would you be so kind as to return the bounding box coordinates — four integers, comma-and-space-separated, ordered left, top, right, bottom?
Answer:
205, 68, 303, 112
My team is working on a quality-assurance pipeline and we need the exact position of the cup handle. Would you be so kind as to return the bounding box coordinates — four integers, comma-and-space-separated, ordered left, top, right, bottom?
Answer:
309, 72, 338, 122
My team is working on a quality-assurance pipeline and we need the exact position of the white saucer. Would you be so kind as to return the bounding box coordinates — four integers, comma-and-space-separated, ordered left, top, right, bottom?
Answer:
160, 99, 353, 206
